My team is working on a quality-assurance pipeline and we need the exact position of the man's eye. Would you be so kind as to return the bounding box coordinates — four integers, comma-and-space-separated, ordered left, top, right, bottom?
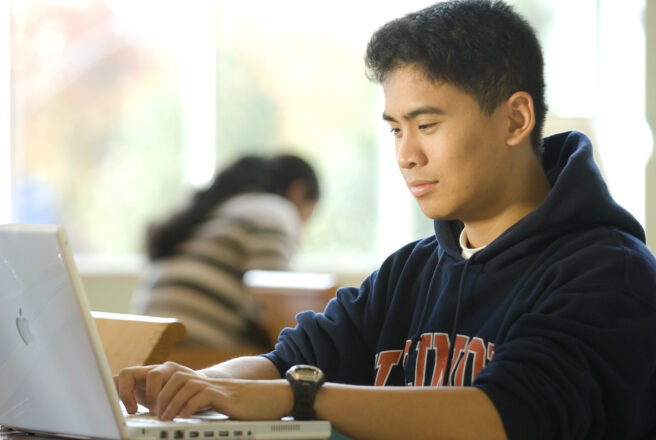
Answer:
419, 123, 436, 130
390, 127, 401, 136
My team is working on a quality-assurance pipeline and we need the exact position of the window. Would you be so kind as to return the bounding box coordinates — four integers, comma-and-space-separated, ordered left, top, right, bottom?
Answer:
5, 0, 652, 271
10, 0, 197, 256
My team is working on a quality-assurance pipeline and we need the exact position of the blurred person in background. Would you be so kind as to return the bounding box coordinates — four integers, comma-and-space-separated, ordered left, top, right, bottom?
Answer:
130, 153, 320, 350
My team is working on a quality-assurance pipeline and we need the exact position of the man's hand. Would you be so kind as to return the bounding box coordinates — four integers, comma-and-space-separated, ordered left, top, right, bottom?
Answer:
114, 358, 292, 421
114, 361, 205, 415
153, 372, 292, 421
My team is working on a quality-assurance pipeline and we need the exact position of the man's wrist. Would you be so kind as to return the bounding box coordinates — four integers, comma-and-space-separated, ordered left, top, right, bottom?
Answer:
280, 380, 295, 417
285, 365, 326, 420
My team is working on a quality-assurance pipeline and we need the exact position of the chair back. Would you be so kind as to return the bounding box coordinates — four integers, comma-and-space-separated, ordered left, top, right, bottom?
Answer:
92, 311, 187, 375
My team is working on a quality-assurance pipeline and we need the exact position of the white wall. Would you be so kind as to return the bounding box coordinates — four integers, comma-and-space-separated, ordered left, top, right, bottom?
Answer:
81, 272, 141, 313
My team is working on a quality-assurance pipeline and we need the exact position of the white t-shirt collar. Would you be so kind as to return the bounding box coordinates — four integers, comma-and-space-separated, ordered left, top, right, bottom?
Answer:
459, 228, 487, 259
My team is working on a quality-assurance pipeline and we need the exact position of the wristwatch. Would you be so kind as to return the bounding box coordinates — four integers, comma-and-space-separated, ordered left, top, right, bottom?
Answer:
285, 364, 326, 420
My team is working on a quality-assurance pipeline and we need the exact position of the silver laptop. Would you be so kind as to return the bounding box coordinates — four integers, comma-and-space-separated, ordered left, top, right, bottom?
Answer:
0, 224, 331, 440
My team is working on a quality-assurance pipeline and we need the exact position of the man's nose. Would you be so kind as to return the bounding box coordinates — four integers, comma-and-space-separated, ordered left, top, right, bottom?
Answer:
396, 130, 427, 169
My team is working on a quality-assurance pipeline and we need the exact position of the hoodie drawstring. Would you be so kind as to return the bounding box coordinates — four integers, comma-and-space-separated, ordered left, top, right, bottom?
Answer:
408, 253, 445, 348
443, 257, 472, 385
407, 254, 473, 386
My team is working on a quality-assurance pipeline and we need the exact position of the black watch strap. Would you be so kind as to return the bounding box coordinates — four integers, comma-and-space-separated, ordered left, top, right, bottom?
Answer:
285, 365, 325, 420
291, 381, 320, 420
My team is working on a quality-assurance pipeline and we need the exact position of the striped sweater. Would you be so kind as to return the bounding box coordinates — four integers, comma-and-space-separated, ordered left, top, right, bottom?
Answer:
130, 193, 300, 348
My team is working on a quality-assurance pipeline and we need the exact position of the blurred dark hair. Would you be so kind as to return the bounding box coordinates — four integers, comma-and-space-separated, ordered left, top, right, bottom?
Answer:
364, 0, 547, 155
268, 154, 320, 201
146, 153, 319, 260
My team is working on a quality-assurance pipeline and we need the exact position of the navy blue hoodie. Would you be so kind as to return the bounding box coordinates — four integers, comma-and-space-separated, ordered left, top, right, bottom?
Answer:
263, 131, 656, 439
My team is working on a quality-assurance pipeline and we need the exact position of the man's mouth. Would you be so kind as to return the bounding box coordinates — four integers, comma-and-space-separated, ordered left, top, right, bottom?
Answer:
407, 180, 438, 197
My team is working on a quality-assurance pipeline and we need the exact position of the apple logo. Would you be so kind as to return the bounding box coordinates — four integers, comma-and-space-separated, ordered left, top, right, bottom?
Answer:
16, 308, 35, 346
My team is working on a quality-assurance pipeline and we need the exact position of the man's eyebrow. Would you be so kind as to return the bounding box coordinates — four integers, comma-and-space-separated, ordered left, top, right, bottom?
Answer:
382, 105, 445, 122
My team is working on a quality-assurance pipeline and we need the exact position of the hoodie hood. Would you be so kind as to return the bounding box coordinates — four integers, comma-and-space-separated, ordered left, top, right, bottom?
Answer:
435, 131, 646, 265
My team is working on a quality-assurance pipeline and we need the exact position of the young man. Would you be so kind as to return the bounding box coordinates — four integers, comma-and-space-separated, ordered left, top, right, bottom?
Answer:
116, 1, 656, 438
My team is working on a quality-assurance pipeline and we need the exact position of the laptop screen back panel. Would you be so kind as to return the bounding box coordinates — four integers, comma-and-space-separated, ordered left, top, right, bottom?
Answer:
0, 225, 125, 439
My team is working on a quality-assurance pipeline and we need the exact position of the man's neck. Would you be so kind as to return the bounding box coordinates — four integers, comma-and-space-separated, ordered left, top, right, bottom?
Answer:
463, 157, 552, 248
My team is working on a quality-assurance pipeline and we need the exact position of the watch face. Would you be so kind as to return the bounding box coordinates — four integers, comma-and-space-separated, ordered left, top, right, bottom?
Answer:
288, 364, 325, 383
295, 366, 322, 381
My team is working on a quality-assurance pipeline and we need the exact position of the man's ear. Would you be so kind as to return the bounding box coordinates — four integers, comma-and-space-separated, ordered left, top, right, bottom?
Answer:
506, 91, 535, 147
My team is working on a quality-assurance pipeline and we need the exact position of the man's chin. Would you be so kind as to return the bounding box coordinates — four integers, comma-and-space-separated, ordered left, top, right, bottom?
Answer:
418, 207, 457, 222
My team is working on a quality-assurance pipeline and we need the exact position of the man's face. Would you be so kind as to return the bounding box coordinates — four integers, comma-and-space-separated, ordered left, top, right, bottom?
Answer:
382, 65, 512, 222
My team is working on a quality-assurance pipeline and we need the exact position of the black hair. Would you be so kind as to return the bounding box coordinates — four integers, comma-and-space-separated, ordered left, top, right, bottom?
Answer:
268, 154, 320, 201
146, 153, 319, 260
364, 0, 547, 155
